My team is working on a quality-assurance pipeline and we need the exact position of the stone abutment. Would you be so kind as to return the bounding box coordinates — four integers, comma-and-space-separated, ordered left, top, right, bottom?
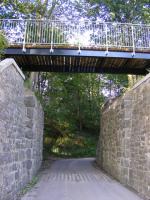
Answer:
0, 59, 44, 200
97, 74, 150, 200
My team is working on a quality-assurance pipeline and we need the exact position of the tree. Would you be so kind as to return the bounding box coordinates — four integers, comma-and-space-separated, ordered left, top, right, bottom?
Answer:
0, 0, 85, 20
0, 0, 59, 18
85, 0, 150, 23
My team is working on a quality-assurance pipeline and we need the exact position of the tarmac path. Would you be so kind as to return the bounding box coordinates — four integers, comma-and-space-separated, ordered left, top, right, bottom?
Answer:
21, 158, 143, 200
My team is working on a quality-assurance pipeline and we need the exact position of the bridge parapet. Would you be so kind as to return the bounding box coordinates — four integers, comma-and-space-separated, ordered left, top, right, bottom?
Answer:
0, 19, 150, 54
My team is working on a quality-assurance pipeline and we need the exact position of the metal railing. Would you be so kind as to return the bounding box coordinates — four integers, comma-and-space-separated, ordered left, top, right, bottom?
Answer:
0, 19, 150, 53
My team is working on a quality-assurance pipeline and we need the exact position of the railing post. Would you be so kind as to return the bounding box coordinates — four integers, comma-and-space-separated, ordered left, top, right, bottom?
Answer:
78, 23, 81, 54
105, 23, 108, 55
22, 20, 27, 52
131, 25, 135, 57
50, 21, 54, 53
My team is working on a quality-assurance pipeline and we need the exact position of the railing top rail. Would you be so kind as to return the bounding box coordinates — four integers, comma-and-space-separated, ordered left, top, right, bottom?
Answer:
0, 19, 150, 26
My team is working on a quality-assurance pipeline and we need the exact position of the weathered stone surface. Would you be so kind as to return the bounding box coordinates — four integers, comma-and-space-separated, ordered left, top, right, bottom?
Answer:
24, 96, 36, 107
0, 59, 44, 200
97, 74, 150, 200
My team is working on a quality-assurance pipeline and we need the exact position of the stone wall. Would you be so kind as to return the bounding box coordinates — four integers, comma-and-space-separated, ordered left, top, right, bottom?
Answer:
0, 59, 44, 200
96, 74, 150, 200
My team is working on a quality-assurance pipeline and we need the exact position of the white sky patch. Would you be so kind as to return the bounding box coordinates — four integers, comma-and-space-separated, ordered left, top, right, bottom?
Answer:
68, 30, 92, 46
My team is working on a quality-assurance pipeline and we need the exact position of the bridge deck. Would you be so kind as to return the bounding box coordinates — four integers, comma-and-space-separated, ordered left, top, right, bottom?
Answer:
5, 46, 150, 74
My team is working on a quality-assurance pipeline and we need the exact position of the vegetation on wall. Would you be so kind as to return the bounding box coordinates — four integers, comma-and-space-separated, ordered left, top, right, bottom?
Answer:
0, 31, 8, 59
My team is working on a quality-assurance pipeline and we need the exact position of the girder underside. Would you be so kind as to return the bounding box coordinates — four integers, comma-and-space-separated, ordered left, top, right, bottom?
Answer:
5, 48, 150, 74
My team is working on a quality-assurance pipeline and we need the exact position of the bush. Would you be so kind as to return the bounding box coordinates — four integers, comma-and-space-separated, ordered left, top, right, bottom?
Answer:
0, 31, 8, 58
43, 131, 98, 159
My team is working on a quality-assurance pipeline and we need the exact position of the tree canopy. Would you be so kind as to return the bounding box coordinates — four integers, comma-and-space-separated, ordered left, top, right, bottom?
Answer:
1, 0, 149, 23
85, 0, 150, 23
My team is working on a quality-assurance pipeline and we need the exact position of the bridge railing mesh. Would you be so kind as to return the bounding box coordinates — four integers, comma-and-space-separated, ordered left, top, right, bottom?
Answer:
0, 19, 150, 51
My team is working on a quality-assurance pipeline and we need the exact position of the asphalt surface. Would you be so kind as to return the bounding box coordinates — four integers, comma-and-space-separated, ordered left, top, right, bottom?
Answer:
21, 158, 143, 200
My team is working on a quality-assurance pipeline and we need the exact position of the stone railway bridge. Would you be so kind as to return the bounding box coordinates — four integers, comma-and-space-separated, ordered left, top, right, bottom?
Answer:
0, 19, 150, 200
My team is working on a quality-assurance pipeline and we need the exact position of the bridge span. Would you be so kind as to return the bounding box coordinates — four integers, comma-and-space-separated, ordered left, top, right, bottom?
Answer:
1, 19, 150, 74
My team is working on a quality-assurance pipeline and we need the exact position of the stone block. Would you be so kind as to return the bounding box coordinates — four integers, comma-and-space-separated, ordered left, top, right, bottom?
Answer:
3, 143, 11, 152
26, 149, 31, 159
25, 119, 33, 129
24, 128, 33, 139
26, 107, 34, 119
12, 164, 17, 171
26, 160, 32, 170
24, 96, 35, 107
15, 172, 19, 180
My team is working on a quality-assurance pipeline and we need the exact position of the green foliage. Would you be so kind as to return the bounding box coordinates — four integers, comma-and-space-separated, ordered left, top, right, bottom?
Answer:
0, 31, 8, 58
1, 0, 59, 18
41, 73, 104, 135
19, 176, 39, 196
24, 79, 32, 89
103, 74, 129, 97
35, 72, 128, 158
38, 73, 101, 158
86, 0, 150, 23
43, 132, 97, 158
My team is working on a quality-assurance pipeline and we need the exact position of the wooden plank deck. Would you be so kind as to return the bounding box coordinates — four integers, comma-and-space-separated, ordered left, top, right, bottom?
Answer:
4, 46, 150, 74
9, 44, 150, 53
